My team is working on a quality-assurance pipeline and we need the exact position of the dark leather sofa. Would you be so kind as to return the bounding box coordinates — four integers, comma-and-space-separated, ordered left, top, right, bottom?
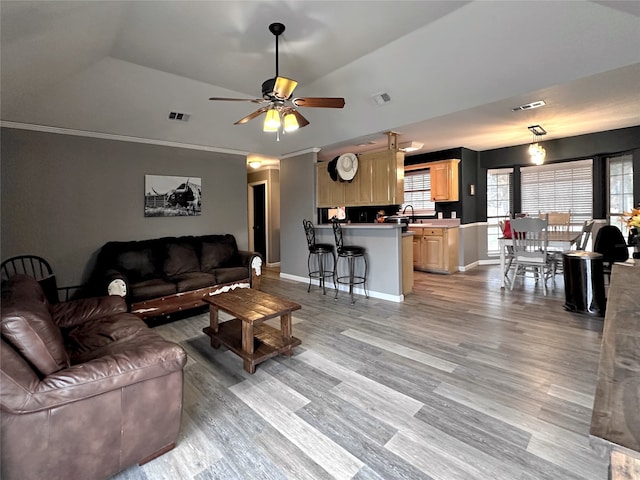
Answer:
89, 234, 262, 320
1, 274, 187, 480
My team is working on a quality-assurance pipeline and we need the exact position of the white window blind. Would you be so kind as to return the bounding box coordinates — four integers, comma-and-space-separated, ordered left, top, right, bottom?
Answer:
521, 159, 593, 226
403, 170, 435, 214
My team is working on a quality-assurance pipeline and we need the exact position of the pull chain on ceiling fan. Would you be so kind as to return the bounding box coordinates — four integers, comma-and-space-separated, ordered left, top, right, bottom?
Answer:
209, 22, 345, 139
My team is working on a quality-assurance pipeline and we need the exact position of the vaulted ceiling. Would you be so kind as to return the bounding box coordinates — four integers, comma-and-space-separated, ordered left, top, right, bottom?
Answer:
2, 1, 639, 163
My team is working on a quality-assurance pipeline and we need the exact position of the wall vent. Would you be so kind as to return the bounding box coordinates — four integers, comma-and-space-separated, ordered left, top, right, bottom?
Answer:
168, 111, 190, 121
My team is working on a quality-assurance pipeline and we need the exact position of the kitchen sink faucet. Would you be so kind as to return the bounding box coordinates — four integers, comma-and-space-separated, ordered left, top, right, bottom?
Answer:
402, 204, 415, 223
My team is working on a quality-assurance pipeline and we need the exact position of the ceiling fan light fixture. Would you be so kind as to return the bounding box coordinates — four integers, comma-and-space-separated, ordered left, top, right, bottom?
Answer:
263, 108, 281, 132
283, 112, 299, 132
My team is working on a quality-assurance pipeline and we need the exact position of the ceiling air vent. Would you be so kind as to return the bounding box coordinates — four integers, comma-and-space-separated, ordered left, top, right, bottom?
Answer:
168, 111, 190, 122
512, 100, 546, 112
371, 92, 391, 106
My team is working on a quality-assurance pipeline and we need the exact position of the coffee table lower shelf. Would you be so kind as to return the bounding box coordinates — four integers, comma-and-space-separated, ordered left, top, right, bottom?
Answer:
203, 319, 301, 373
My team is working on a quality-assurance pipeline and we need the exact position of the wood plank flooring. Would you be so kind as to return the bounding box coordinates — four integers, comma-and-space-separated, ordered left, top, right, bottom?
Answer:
112, 266, 609, 479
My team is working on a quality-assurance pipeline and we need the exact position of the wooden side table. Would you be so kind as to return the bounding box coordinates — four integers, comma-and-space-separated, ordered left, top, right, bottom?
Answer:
202, 287, 301, 373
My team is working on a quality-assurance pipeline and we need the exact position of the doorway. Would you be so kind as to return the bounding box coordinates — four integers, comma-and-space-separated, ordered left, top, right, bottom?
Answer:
249, 181, 267, 262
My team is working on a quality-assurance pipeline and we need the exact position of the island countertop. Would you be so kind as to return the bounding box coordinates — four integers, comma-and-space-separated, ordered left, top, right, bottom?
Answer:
314, 223, 408, 301
590, 262, 640, 474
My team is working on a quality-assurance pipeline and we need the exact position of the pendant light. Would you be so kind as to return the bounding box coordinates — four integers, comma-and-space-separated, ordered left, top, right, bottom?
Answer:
528, 125, 547, 165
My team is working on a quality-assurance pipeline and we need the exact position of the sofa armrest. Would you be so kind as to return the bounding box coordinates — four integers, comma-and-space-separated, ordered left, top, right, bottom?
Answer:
6, 333, 186, 414
238, 250, 262, 288
52, 295, 128, 329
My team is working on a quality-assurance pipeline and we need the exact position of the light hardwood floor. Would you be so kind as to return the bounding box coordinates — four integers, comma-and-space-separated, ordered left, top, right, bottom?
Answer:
112, 266, 609, 479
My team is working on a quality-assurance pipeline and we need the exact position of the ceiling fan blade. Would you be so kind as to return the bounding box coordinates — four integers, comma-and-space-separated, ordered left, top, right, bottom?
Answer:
273, 76, 298, 99
209, 97, 266, 104
234, 106, 270, 125
292, 97, 345, 108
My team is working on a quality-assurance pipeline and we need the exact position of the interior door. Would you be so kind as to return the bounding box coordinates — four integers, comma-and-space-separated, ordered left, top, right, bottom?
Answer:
252, 183, 267, 260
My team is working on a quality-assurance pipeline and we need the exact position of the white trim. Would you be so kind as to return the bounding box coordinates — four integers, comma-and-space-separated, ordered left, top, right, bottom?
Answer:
279, 272, 404, 303
2, 121, 324, 160
1, 121, 250, 156
281, 147, 320, 159
458, 260, 480, 272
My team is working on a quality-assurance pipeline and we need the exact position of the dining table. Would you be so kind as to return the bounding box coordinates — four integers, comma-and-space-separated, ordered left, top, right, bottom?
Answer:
499, 231, 583, 288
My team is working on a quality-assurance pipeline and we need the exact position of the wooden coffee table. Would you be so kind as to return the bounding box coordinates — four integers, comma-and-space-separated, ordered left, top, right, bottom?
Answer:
202, 288, 301, 373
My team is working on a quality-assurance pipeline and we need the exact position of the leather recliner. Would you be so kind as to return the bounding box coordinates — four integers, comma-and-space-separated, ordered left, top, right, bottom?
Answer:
1, 275, 187, 480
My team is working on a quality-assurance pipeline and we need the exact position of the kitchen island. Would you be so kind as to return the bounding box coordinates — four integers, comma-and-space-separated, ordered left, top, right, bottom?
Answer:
314, 223, 411, 302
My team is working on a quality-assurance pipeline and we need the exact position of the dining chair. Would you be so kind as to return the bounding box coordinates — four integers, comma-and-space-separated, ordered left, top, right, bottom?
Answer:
498, 219, 515, 277
509, 217, 555, 296
575, 219, 595, 251
540, 211, 572, 276
544, 211, 571, 232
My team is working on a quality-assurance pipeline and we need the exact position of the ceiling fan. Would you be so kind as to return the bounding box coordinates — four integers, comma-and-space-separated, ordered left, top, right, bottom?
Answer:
208, 22, 345, 135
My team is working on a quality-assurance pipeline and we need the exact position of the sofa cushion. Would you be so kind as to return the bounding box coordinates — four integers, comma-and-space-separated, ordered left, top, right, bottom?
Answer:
1, 296, 70, 377
129, 279, 177, 303
214, 267, 250, 285
63, 314, 146, 363
200, 235, 240, 271
168, 272, 216, 293
114, 247, 158, 283
163, 241, 200, 277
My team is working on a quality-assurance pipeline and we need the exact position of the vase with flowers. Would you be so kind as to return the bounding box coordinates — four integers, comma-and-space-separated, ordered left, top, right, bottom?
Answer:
624, 206, 640, 258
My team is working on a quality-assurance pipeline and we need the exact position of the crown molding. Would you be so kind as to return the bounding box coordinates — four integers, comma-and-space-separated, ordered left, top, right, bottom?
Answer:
0, 121, 250, 157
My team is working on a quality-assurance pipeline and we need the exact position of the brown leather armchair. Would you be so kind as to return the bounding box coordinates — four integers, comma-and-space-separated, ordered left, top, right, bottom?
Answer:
1, 275, 187, 480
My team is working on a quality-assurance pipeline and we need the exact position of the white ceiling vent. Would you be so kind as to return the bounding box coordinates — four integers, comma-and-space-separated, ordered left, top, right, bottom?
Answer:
371, 92, 391, 106
168, 111, 190, 121
512, 100, 546, 112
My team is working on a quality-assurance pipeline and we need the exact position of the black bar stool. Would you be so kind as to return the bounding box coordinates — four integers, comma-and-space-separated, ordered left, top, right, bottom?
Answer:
303, 219, 336, 294
331, 219, 368, 304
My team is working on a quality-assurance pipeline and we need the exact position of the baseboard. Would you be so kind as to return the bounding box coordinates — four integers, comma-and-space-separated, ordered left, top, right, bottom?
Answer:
278, 272, 404, 303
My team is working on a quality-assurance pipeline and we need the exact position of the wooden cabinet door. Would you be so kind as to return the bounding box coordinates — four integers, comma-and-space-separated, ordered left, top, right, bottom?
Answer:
371, 152, 391, 204
343, 154, 372, 205
411, 231, 422, 267
316, 163, 344, 207
423, 234, 444, 270
430, 160, 459, 202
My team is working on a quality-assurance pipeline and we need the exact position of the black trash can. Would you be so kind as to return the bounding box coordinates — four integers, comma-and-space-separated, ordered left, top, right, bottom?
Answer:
562, 251, 606, 316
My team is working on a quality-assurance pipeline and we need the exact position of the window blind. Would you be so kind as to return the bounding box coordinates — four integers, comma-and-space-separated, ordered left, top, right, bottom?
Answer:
521, 159, 593, 226
403, 170, 435, 214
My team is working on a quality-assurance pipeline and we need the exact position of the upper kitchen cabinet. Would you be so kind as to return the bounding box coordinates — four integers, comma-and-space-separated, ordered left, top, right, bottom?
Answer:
316, 162, 345, 207
429, 159, 460, 202
316, 150, 404, 207
369, 150, 405, 205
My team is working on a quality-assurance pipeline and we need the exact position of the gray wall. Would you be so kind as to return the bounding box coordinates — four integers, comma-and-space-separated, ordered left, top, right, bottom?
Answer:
1, 128, 249, 287
279, 151, 317, 278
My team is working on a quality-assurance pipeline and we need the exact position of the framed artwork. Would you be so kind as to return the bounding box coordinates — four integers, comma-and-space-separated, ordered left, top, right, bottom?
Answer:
144, 175, 201, 217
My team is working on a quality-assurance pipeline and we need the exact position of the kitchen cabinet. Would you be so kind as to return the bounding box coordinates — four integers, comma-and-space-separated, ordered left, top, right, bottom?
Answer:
316, 150, 404, 208
430, 159, 460, 202
316, 163, 345, 207
402, 234, 414, 295
409, 226, 459, 274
